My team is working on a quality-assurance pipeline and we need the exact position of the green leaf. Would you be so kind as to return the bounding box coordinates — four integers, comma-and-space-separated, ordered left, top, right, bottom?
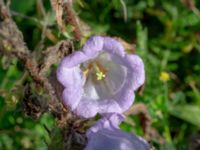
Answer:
136, 21, 148, 53
10, 0, 35, 14
168, 104, 200, 127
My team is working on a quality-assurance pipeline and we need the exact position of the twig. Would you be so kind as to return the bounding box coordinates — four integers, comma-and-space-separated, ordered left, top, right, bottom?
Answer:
124, 103, 151, 134
50, 0, 63, 30
39, 40, 72, 76
181, 0, 200, 17
50, 0, 82, 40
36, 0, 46, 17
10, 10, 41, 24
0, 1, 89, 149
124, 103, 165, 143
0, 1, 59, 109
63, 0, 82, 40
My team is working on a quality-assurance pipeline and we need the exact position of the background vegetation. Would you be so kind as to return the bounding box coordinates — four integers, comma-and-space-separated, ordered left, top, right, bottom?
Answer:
0, 0, 200, 149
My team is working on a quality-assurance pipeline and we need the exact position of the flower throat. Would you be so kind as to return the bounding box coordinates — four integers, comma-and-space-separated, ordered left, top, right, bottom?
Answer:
83, 61, 107, 81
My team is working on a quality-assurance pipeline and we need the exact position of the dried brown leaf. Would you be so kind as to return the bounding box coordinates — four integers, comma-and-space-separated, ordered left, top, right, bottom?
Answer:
39, 40, 72, 76
50, 0, 64, 30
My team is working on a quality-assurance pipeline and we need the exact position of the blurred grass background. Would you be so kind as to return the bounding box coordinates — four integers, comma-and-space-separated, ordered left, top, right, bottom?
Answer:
0, 0, 200, 149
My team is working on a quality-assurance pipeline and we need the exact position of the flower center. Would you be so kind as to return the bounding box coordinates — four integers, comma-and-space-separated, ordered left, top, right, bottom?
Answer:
83, 61, 107, 81
81, 53, 126, 101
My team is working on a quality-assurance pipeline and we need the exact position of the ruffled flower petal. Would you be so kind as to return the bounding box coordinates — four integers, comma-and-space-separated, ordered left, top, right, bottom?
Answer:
103, 37, 125, 57
124, 55, 145, 90
82, 36, 104, 57
85, 113, 150, 150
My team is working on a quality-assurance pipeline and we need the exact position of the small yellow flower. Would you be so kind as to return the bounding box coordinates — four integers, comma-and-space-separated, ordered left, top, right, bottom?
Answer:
159, 71, 170, 82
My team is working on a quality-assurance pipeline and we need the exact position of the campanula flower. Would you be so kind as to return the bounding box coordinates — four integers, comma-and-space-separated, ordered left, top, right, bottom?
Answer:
57, 36, 145, 118
84, 113, 150, 150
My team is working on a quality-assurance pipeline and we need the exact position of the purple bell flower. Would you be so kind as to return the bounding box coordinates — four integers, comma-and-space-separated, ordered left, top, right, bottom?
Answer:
84, 113, 150, 150
56, 36, 145, 118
